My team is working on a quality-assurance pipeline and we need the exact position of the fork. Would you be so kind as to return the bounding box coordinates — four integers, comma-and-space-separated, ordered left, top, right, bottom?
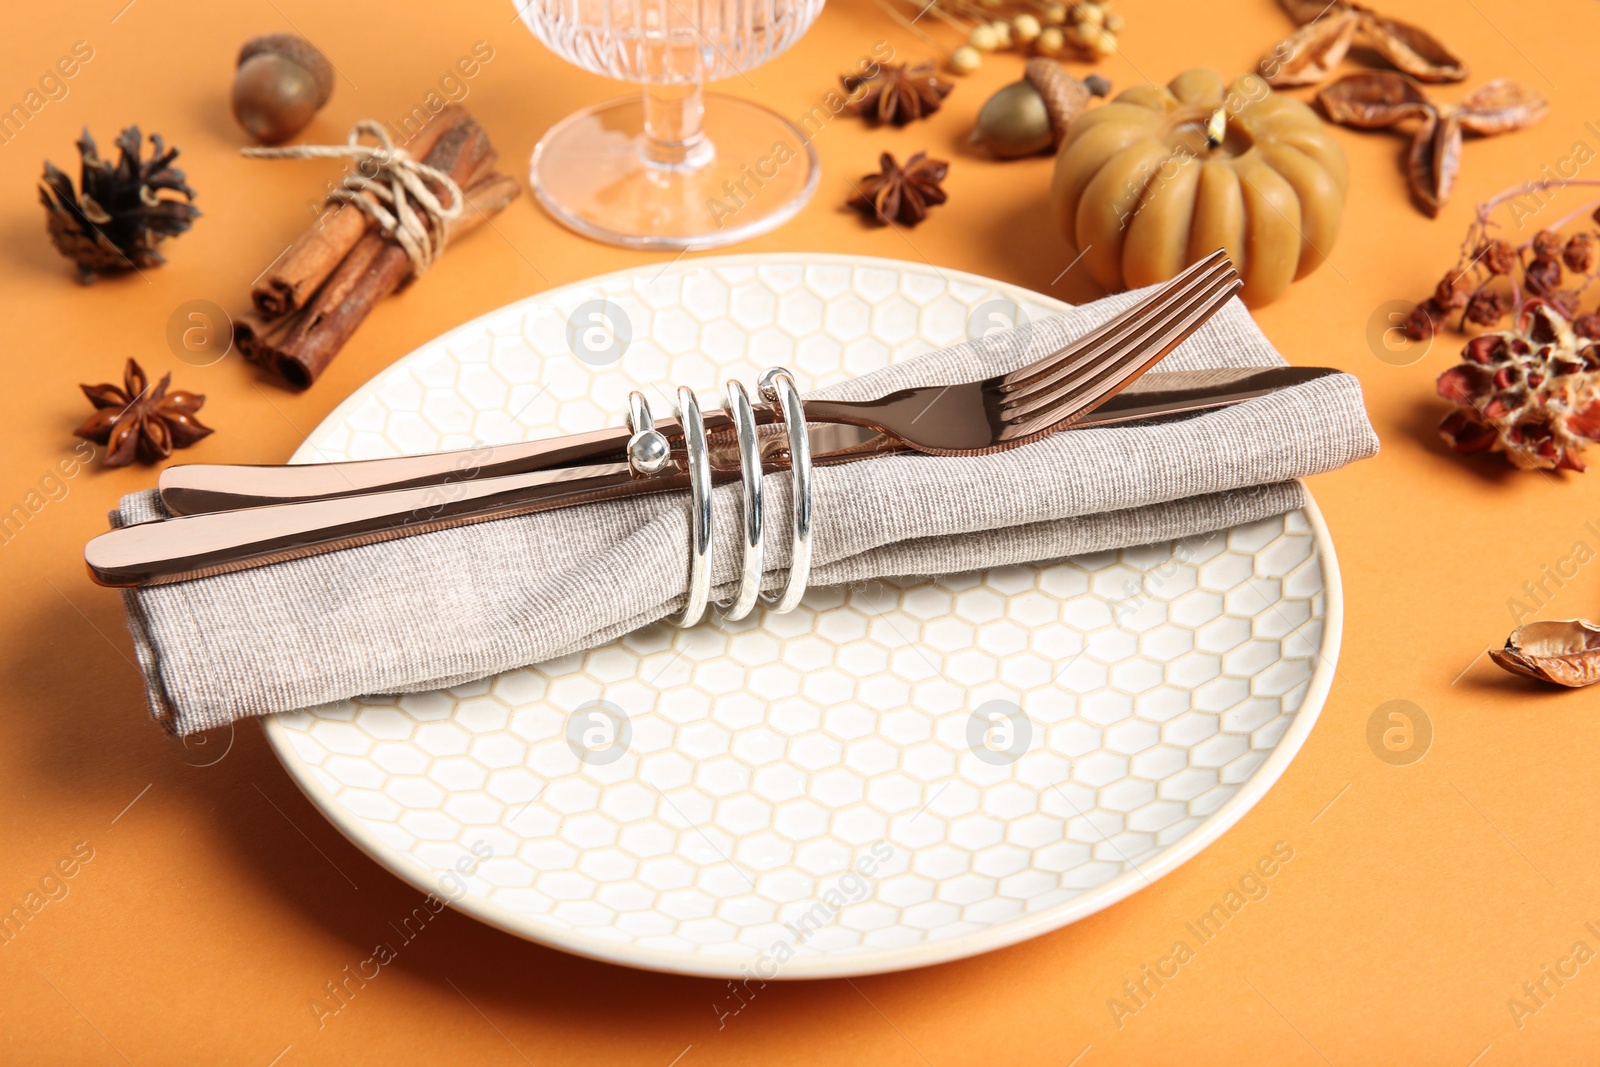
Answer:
157, 250, 1240, 515
86, 252, 1241, 587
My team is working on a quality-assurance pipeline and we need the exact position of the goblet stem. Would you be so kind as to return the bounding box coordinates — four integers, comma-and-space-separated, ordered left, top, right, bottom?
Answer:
641, 81, 714, 171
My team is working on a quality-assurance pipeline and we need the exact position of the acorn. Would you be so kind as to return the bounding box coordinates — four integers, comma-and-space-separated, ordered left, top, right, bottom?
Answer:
970, 60, 1109, 159
231, 33, 334, 144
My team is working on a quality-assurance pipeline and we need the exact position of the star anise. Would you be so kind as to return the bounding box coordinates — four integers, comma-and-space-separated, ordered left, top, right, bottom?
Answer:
75, 358, 212, 467
849, 152, 949, 228
843, 62, 953, 126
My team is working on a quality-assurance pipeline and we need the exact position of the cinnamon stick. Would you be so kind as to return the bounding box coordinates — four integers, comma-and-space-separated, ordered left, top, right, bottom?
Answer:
250, 105, 472, 318
242, 167, 520, 388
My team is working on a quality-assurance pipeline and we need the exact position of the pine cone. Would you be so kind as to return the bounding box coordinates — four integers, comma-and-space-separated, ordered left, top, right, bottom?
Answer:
39, 126, 199, 283
1436, 302, 1600, 471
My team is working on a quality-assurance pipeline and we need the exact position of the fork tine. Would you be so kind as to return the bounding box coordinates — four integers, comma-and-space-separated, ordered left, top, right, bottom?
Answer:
999, 249, 1230, 394
999, 271, 1243, 439
999, 258, 1238, 416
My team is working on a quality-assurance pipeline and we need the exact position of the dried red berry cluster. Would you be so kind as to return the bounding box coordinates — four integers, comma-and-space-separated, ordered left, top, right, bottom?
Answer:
1407, 207, 1600, 342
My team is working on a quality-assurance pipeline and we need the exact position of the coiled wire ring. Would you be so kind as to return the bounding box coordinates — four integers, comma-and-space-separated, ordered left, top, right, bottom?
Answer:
625, 391, 671, 475
654, 369, 812, 627
669, 386, 713, 628
717, 380, 765, 622
758, 368, 812, 614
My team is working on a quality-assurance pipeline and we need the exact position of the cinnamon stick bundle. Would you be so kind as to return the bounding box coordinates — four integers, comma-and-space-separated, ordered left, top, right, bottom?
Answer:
238, 172, 520, 383
236, 107, 521, 389
251, 105, 470, 318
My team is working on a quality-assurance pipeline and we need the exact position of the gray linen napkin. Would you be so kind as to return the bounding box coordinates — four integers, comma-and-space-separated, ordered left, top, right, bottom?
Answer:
112, 288, 1378, 736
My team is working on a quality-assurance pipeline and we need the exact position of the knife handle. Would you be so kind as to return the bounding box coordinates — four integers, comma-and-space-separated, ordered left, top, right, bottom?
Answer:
92, 459, 664, 587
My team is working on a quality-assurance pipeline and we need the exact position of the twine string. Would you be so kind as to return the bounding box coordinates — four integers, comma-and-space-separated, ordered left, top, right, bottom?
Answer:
242, 120, 465, 277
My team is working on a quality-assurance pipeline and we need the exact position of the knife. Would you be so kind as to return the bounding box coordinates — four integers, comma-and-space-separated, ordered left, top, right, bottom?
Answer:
155, 366, 1341, 516
87, 366, 1340, 587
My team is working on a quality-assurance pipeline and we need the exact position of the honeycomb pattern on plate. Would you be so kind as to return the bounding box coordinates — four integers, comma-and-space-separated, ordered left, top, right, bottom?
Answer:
273, 256, 1332, 976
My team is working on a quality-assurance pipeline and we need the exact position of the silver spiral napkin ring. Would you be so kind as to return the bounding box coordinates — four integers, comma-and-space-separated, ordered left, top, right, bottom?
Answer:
625, 368, 813, 628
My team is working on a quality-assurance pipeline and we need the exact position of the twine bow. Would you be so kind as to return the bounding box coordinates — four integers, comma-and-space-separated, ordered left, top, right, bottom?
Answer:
242, 121, 465, 277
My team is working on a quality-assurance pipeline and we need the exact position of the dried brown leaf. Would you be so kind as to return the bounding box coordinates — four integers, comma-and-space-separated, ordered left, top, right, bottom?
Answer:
1358, 11, 1467, 82
1406, 110, 1460, 217
1317, 70, 1433, 128
1490, 619, 1600, 687
1454, 78, 1549, 135
1260, 11, 1362, 87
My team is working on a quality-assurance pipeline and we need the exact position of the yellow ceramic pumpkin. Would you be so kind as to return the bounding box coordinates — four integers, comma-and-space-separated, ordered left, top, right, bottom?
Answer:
1050, 69, 1348, 306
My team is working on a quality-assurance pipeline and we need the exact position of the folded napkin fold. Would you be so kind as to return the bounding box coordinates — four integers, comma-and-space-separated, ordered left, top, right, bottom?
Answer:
112, 286, 1378, 736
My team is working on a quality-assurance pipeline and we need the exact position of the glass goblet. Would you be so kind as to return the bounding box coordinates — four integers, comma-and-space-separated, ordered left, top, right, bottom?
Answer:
514, 0, 824, 250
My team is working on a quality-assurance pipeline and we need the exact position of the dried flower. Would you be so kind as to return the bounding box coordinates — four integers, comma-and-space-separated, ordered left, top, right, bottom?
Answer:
1435, 302, 1600, 471
1576, 313, 1600, 339
74, 358, 212, 467
1257, 0, 1467, 88
1490, 619, 1600, 687
844, 62, 954, 126
849, 151, 949, 227
1317, 72, 1546, 216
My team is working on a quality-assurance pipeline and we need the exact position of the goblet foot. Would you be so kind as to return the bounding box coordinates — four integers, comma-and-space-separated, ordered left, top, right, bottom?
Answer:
531, 93, 819, 250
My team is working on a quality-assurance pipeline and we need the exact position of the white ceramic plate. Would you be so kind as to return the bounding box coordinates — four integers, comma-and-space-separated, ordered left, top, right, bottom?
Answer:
265, 254, 1340, 979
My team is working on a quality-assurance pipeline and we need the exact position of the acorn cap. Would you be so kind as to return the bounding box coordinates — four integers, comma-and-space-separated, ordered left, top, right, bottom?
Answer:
1024, 58, 1109, 145
238, 33, 334, 109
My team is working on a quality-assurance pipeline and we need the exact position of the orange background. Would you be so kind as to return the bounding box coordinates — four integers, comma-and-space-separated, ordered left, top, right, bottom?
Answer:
3, 0, 1599, 1063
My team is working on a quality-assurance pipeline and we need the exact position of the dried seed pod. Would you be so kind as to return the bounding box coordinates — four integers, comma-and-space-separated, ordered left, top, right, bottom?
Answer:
1316, 70, 1432, 127
1318, 71, 1545, 216
970, 61, 1109, 159
1463, 288, 1508, 326
1356, 11, 1467, 83
1259, 11, 1361, 87
1564, 233, 1596, 274
1490, 619, 1600, 687
1261, 0, 1466, 87
1524, 255, 1563, 297
1433, 270, 1472, 309
232, 33, 334, 144
1404, 299, 1442, 340
1436, 302, 1600, 470
1279, 0, 1339, 23
1406, 109, 1460, 218
1454, 78, 1549, 135
1532, 229, 1564, 259
1479, 239, 1516, 275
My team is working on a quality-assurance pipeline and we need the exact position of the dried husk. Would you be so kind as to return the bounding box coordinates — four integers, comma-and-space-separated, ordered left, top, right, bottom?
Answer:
1260, 12, 1361, 87
1490, 619, 1600, 687
1455, 79, 1549, 135
1319, 71, 1545, 216
1316, 70, 1432, 127
1279, 0, 1342, 25
1407, 110, 1461, 218
1357, 12, 1467, 82
1263, 0, 1465, 87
